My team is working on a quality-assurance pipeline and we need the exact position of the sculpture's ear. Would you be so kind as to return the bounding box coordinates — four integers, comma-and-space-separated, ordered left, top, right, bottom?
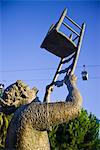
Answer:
32, 87, 39, 94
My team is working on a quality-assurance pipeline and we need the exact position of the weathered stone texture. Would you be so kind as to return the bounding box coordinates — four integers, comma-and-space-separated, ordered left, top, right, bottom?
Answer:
0, 80, 38, 108
5, 75, 82, 150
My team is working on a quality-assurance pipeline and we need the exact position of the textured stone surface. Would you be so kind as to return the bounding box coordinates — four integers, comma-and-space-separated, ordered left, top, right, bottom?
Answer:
0, 80, 39, 108
5, 74, 82, 150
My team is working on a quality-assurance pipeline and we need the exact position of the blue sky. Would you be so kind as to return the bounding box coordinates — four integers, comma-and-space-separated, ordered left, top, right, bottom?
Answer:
0, 0, 100, 118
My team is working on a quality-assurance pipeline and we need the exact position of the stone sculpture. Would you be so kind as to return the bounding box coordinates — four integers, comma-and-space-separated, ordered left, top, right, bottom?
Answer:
5, 74, 82, 150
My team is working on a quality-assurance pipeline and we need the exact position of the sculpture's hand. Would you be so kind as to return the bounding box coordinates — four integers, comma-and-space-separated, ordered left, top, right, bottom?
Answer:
46, 84, 54, 93
43, 83, 54, 102
64, 74, 77, 86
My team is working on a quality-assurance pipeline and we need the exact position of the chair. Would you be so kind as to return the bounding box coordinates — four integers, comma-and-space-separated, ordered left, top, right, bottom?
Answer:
41, 8, 85, 59
41, 9, 86, 102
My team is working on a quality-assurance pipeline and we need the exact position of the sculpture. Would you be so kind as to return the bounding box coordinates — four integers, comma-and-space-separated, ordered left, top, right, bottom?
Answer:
5, 8, 85, 150
5, 74, 82, 150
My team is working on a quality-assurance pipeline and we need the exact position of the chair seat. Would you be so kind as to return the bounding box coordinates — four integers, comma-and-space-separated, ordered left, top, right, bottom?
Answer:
41, 29, 77, 58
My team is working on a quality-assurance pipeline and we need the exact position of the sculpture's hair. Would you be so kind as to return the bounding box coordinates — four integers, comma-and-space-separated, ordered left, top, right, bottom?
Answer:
5, 74, 82, 150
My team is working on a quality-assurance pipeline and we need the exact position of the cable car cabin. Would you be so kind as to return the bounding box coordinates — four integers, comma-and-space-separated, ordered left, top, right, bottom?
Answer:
81, 71, 88, 80
41, 8, 85, 58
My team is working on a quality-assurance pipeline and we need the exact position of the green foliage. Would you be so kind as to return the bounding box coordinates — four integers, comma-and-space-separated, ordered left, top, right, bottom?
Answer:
0, 112, 13, 149
0, 89, 3, 98
48, 109, 100, 150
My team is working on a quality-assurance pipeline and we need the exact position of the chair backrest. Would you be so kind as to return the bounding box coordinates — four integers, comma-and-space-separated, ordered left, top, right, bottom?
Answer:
55, 8, 85, 49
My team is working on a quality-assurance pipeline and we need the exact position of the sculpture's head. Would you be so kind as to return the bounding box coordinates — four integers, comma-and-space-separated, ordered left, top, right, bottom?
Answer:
1, 80, 39, 108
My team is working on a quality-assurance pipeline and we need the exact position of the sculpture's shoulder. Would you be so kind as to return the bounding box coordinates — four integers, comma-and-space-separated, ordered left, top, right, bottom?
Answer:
10, 104, 28, 126
11, 100, 41, 125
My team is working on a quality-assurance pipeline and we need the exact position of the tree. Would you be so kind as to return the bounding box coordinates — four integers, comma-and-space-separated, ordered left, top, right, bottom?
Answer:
0, 112, 13, 149
0, 84, 4, 98
48, 109, 100, 150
